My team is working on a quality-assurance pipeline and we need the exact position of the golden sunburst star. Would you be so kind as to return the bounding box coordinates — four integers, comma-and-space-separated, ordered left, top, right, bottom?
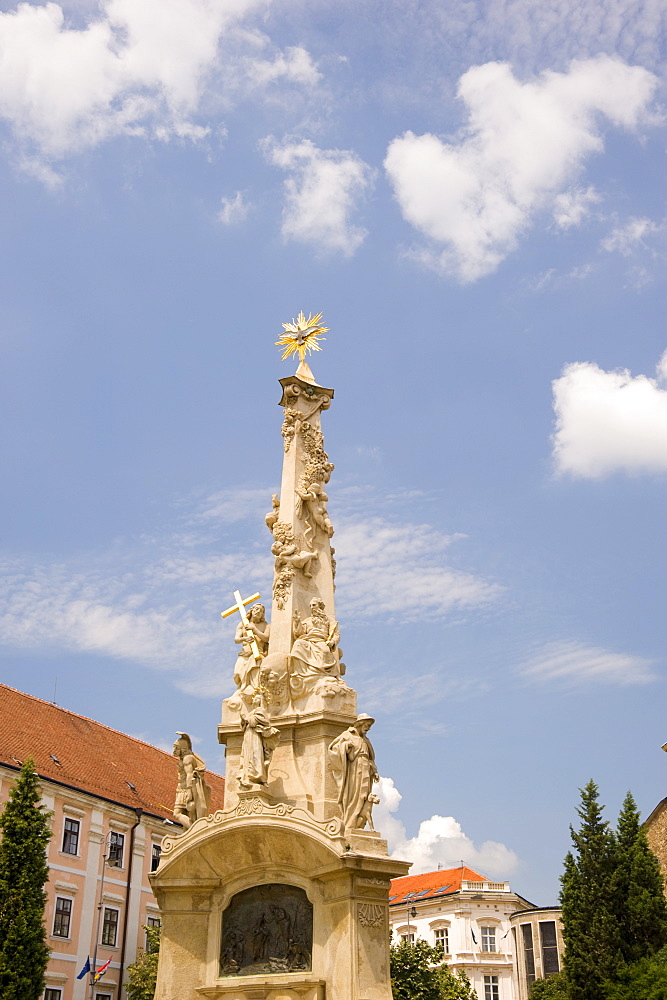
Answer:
275, 311, 329, 362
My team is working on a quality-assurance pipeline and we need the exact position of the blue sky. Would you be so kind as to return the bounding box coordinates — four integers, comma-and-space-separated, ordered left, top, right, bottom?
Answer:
0, 0, 666, 904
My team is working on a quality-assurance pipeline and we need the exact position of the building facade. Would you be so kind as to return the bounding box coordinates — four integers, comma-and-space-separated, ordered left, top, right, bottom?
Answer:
389, 866, 536, 1000
0, 683, 224, 1000
509, 907, 564, 1000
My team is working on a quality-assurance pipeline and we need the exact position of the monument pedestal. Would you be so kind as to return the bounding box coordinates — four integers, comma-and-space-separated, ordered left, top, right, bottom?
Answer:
150, 802, 409, 1000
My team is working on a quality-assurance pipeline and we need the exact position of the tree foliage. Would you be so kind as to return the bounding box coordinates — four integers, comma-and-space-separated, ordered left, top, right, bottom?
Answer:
603, 946, 667, 1000
613, 791, 667, 964
126, 924, 160, 1000
390, 939, 476, 1000
561, 782, 667, 1000
561, 780, 621, 1000
528, 972, 569, 999
0, 759, 52, 1000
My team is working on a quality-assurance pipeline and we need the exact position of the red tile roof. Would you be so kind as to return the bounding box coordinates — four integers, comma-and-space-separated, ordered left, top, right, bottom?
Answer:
389, 865, 487, 905
0, 683, 225, 821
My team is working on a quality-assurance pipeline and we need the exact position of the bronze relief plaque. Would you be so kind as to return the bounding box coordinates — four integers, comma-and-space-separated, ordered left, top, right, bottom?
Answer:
219, 883, 313, 976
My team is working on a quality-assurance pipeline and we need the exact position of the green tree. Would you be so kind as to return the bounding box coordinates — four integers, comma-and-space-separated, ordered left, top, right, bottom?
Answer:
390, 939, 476, 1000
0, 758, 52, 1000
436, 963, 477, 999
528, 972, 569, 999
126, 924, 160, 1000
614, 791, 667, 964
560, 780, 621, 1000
603, 947, 667, 1000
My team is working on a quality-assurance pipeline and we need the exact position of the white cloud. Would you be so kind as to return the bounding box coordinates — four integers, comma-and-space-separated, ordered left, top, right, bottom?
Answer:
375, 777, 519, 877
247, 45, 321, 88
552, 350, 667, 477
264, 137, 374, 255
519, 640, 657, 685
552, 186, 599, 229
0, 0, 324, 165
335, 516, 502, 620
601, 216, 660, 255
384, 57, 658, 282
218, 190, 251, 225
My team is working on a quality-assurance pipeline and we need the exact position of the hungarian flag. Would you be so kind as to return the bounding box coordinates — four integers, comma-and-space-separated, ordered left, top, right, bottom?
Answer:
76, 957, 91, 980
94, 958, 112, 981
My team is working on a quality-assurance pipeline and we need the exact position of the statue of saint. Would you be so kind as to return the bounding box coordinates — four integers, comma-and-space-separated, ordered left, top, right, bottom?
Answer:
289, 598, 341, 695
233, 603, 270, 699
172, 732, 211, 829
328, 714, 379, 831
239, 694, 280, 789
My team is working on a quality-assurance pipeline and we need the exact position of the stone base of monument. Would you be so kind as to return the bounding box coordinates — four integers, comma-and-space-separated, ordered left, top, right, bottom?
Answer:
150, 802, 409, 1000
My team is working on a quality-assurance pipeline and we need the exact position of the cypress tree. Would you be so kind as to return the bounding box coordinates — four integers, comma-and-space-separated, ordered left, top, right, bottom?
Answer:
0, 758, 53, 1000
614, 791, 667, 964
560, 779, 621, 1000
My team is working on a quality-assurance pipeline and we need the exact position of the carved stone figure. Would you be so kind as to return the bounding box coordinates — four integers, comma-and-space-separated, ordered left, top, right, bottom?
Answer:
289, 598, 341, 695
233, 603, 270, 699
172, 732, 211, 829
295, 480, 334, 544
328, 714, 379, 831
238, 694, 280, 789
265, 493, 280, 532
271, 522, 318, 608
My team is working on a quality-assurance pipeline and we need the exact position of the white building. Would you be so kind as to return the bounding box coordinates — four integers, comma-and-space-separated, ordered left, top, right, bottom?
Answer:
0, 683, 225, 1000
389, 865, 535, 1000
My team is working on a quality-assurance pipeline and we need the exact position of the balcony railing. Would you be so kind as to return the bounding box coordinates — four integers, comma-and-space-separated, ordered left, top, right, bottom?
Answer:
460, 880, 510, 892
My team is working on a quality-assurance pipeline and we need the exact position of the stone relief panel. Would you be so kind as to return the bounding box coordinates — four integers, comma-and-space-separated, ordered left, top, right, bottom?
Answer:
357, 902, 387, 928
219, 883, 313, 977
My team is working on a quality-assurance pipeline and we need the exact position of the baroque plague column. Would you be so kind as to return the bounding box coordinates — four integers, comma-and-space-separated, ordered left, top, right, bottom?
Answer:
150, 314, 410, 1000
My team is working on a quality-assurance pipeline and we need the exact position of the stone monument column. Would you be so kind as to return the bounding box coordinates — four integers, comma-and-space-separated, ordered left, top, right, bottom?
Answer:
150, 313, 410, 1000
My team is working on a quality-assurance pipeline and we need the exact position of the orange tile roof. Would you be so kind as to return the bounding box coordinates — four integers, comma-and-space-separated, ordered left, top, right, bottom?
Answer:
0, 683, 225, 821
389, 865, 487, 905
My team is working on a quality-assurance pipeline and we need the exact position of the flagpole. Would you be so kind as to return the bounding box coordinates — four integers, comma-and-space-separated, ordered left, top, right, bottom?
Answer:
89, 835, 111, 1000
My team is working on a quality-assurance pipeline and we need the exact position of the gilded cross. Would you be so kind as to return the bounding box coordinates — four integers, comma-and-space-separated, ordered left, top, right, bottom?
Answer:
221, 590, 263, 661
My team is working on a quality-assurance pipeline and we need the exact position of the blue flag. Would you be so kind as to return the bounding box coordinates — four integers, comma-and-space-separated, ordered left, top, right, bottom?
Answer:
76, 957, 91, 980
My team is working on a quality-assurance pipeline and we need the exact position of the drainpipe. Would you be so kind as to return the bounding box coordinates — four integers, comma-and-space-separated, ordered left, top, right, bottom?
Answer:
117, 808, 143, 995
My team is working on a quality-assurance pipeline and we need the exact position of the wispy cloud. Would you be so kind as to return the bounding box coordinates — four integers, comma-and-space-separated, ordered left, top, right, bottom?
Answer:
218, 190, 251, 225
263, 137, 375, 256
375, 777, 519, 877
0, 486, 502, 697
335, 516, 502, 620
601, 216, 661, 256
384, 57, 658, 282
518, 640, 657, 686
552, 350, 667, 478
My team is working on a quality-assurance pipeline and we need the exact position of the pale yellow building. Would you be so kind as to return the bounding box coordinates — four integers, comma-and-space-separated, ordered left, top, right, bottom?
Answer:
0, 683, 225, 1000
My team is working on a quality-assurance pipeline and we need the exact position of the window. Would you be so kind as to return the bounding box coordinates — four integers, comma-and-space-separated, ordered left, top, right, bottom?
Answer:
108, 831, 124, 867
434, 927, 449, 953
146, 915, 161, 951
101, 907, 119, 947
44, 989, 62, 1000
150, 843, 162, 872
400, 933, 415, 944
540, 921, 560, 975
95, 994, 112, 1000
481, 926, 496, 952
52, 897, 72, 938
62, 818, 80, 855
521, 923, 536, 985
484, 975, 499, 1000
